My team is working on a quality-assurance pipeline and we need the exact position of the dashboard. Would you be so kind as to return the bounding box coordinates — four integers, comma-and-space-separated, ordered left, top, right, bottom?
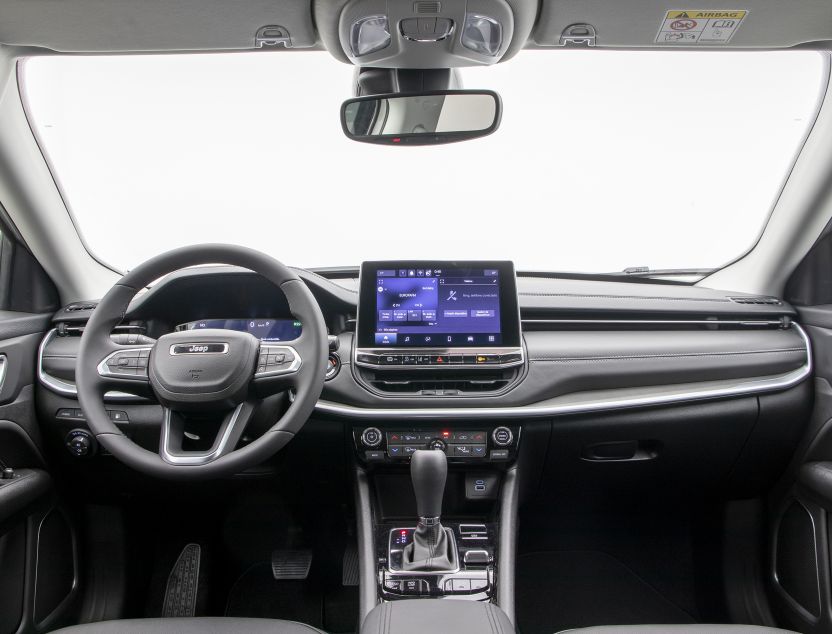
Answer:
33, 257, 814, 489
38, 260, 811, 421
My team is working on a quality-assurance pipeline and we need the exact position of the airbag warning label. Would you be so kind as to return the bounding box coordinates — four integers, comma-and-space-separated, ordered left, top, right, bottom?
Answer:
656, 10, 748, 44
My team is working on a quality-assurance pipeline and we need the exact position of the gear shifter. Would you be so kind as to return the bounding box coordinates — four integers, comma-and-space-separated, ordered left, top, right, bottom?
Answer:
402, 449, 458, 571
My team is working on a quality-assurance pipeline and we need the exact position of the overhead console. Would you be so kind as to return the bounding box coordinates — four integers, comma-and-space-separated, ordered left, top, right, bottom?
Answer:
315, 0, 538, 67
353, 261, 525, 396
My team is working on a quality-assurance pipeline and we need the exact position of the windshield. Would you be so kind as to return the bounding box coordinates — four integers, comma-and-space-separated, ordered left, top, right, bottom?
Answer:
21, 50, 825, 274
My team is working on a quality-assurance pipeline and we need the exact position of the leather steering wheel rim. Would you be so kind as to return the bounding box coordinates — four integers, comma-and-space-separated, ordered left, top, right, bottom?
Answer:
75, 244, 328, 480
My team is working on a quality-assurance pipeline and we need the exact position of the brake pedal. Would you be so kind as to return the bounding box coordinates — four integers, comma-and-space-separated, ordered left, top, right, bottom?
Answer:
271, 549, 313, 580
342, 543, 359, 586
162, 543, 201, 617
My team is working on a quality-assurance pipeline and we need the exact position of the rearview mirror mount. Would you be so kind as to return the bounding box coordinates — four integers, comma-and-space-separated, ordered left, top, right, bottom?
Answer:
340, 90, 501, 146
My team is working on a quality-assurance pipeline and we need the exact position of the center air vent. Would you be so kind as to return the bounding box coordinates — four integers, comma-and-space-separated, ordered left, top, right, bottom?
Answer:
414, 1, 441, 13
729, 296, 783, 305
357, 367, 519, 396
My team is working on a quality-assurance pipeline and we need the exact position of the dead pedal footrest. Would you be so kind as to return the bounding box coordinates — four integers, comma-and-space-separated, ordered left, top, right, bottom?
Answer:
163, 543, 201, 617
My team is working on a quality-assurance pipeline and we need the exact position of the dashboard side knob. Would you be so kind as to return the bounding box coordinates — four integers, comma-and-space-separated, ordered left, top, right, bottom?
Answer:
361, 427, 383, 448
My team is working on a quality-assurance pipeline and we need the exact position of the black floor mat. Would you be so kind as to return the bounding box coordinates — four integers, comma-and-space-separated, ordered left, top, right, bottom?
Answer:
225, 562, 358, 633
516, 550, 698, 634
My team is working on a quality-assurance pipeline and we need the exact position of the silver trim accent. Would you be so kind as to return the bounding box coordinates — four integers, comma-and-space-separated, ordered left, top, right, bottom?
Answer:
521, 318, 785, 327
160, 404, 245, 466
169, 342, 229, 355
38, 329, 141, 401
0, 354, 7, 392
463, 549, 491, 565
316, 324, 812, 420
255, 344, 302, 377
96, 347, 153, 380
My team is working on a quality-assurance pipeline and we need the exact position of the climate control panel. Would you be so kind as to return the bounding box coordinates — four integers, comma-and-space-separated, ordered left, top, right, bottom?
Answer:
354, 425, 519, 464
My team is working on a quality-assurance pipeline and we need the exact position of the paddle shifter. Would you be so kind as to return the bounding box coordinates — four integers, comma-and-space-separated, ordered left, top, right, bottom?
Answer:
402, 448, 458, 571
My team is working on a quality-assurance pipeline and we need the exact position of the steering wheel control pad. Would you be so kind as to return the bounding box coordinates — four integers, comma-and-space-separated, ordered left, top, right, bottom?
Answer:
149, 329, 260, 410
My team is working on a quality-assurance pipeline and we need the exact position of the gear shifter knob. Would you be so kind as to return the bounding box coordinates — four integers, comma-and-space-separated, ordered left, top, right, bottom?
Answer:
410, 449, 447, 519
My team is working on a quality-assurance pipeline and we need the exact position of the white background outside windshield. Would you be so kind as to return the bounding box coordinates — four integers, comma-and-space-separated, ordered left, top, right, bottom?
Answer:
22, 50, 825, 273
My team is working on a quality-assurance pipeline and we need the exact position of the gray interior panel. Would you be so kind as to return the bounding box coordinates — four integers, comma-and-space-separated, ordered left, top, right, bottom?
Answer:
0, 0, 318, 53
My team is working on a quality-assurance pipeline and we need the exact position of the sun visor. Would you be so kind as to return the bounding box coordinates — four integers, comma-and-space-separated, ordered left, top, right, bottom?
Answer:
533, 0, 832, 49
0, 0, 317, 53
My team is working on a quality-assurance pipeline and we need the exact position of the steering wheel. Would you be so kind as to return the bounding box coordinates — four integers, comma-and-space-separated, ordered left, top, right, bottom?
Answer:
75, 245, 328, 480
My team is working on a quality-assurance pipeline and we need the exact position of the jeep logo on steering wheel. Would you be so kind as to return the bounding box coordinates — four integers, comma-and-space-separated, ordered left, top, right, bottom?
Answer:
170, 343, 229, 355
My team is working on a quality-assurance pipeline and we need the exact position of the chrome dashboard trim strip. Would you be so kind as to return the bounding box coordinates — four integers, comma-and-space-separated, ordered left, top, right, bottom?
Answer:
521, 319, 785, 327
38, 329, 142, 401
315, 324, 812, 420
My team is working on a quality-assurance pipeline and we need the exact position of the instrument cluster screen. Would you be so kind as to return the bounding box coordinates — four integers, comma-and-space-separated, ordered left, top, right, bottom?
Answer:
175, 318, 301, 342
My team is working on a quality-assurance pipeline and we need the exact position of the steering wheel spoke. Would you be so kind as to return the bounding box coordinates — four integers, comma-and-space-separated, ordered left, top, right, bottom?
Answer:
160, 402, 255, 466
95, 343, 154, 395
251, 343, 302, 396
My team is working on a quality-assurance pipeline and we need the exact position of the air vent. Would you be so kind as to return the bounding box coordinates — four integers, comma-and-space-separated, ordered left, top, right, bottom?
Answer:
414, 1, 441, 13
360, 368, 516, 395
65, 302, 97, 312
729, 296, 783, 305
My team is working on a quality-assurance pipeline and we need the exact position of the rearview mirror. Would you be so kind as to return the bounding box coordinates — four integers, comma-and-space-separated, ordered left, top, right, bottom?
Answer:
341, 90, 501, 146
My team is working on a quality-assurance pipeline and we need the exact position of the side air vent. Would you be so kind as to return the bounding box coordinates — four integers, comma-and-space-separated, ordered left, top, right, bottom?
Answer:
65, 302, 97, 312
414, 1, 441, 13
729, 296, 783, 305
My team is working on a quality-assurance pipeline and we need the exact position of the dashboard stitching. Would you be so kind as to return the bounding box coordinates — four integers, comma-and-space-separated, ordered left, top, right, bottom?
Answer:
530, 348, 805, 362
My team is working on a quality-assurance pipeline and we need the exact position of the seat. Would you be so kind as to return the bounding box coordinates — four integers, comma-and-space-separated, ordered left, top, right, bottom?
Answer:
559, 626, 796, 633
52, 617, 326, 633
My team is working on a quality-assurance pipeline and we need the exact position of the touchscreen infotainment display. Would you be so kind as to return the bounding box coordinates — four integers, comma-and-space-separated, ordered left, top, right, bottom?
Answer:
356, 261, 520, 348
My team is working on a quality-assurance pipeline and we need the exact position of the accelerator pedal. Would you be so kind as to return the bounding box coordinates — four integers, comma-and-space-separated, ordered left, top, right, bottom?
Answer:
162, 543, 201, 617
271, 549, 313, 580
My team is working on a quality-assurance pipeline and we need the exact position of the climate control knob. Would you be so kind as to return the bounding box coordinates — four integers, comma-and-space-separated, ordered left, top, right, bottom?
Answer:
429, 439, 447, 452
361, 427, 383, 448
492, 426, 513, 447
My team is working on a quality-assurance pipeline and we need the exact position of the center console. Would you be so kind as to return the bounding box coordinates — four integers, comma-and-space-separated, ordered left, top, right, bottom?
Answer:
352, 421, 521, 604
350, 261, 524, 622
